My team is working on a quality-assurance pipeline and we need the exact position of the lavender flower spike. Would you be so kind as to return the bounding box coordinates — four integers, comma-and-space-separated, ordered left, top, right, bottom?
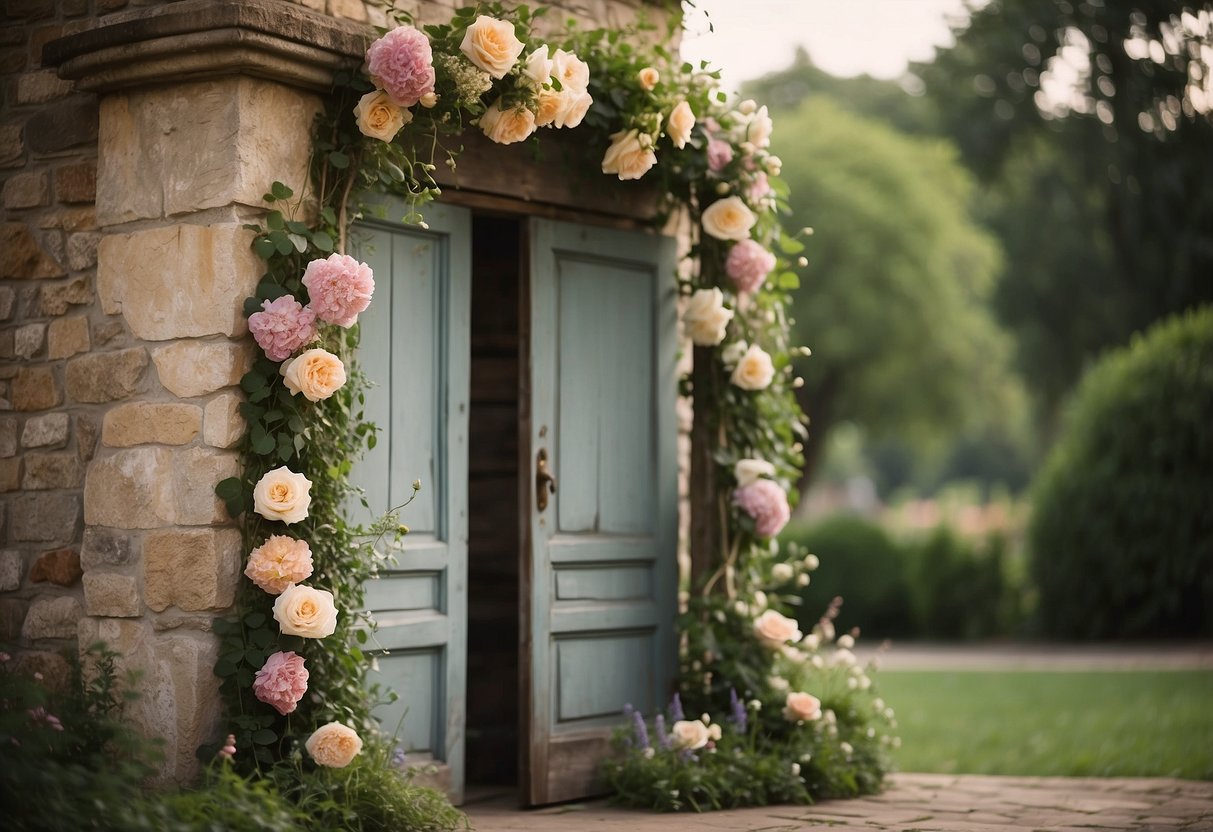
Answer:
669, 692, 685, 722
631, 710, 650, 749
654, 713, 670, 749
729, 687, 747, 733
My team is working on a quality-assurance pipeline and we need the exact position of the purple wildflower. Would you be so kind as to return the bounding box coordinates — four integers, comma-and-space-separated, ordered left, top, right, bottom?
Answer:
390, 746, 408, 768
654, 714, 670, 749
631, 710, 650, 749
669, 693, 685, 722
729, 687, 747, 733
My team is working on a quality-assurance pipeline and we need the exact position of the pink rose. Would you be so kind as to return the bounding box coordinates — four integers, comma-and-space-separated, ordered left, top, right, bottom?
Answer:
301, 253, 375, 328
248, 296, 317, 362
747, 171, 772, 205
365, 26, 435, 108
252, 651, 309, 716
726, 239, 776, 294
707, 138, 734, 173
734, 479, 791, 538
245, 534, 314, 595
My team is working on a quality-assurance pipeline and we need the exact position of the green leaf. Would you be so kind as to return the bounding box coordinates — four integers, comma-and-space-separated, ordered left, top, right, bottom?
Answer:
288, 233, 308, 253
253, 236, 277, 260
243, 612, 266, 628
270, 181, 294, 200
778, 235, 805, 255
286, 220, 309, 235
244, 296, 264, 317
240, 372, 267, 395
266, 211, 285, 231
215, 477, 243, 500
328, 151, 350, 169
311, 230, 334, 252
777, 272, 800, 290
252, 729, 278, 745
274, 234, 295, 256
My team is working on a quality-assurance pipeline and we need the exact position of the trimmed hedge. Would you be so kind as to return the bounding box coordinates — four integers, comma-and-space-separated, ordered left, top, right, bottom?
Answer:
1028, 307, 1213, 638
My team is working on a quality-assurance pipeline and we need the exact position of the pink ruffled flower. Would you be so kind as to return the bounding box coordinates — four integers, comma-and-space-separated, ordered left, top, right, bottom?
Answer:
726, 239, 777, 294
747, 171, 772, 204
365, 26, 436, 108
245, 535, 314, 595
248, 296, 317, 362
734, 479, 791, 538
707, 138, 734, 173
252, 651, 309, 716
302, 253, 375, 328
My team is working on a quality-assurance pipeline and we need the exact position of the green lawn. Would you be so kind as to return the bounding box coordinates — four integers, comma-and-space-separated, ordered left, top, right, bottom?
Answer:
874, 670, 1213, 780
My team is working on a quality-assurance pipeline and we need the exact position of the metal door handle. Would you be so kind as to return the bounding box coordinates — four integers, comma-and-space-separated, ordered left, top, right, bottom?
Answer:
536, 448, 557, 512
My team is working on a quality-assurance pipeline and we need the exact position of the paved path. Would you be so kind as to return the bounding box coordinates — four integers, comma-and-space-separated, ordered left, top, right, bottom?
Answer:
465, 773, 1213, 831
854, 642, 1213, 672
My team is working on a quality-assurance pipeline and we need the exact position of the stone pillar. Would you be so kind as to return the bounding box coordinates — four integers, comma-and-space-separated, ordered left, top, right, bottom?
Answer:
42, 0, 366, 783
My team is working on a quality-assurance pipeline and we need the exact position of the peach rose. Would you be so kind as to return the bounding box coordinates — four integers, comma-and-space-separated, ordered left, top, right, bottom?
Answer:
245, 535, 313, 595
637, 66, 659, 90
670, 719, 711, 750
783, 691, 822, 723
683, 287, 734, 347
273, 583, 338, 639
305, 722, 362, 768
459, 15, 524, 79
521, 45, 553, 86
480, 99, 537, 145
551, 48, 589, 92
667, 100, 695, 149
557, 89, 593, 129
601, 128, 657, 181
281, 348, 347, 402
730, 343, 775, 391
253, 466, 312, 524
353, 90, 411, 142
702, 196, 757, 241
753, 609, 802, 648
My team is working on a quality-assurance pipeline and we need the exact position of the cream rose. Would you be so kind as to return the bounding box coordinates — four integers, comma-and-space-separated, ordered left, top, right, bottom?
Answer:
730, 343, 775, 391
253, 466, 312, 525
281, 348, 347, 402
558, 89, 593, 128
734, 458, 775, 488
353, 90, 411, 142
601, 128, 657, 181
459, 15, 524, 79
743, 104, 774, 148
667, 100, 695, 149
305, 722, 362, 768
521, 45, 553, 86
670, 719, 711, 750
273, 583, 338, 639
637, 66, 659, 90
783, 691, 822, 723
772, 562, 795, 583
683, 287, 734, 347
551, 48, 589, 91
535, 88, 566, 127
721, 339, 747, 368
702, 196, 757, 241
479, 99, 537, 145
753, 609, 802, 648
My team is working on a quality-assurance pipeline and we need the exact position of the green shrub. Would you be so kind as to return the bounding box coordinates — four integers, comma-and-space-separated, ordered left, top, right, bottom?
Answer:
1029, 307, 1213, 638
909, 526, 1012, 639
782, 514, 915, 638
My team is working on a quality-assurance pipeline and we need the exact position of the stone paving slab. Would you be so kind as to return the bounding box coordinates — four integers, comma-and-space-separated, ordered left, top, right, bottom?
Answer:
463, 773, 1213, 831
854, 642, 1213, 672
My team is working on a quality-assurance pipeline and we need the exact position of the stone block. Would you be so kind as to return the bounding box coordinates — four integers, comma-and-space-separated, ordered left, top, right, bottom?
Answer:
47, 316, 90, 360
38, 207, 95, 232
22, 452, 83, 490
97, 78, 320, 224
55, 161, 96, 203
152, 339, 251, 398
0, 549, 22, 591
12, 366, 60, 411
93, 319, 124, 346
66, 348, 147, 403
1, 222, 65, 279
173, 447, 240, 525
5, 0, 56, 20
40, 276, 92, 316
10, 493, 80, 543
11, 651, 71, 693
77, 414, 98, 461
0, 329, 12, 360
83, 572, 140, 618
98, 225, 259, 341
66, 232, 100, 270
0, 599, 27, 641
24, 97, 99, 155
0, 417, 15, 456
22, 595, 83, 640
102, 402, 201, 447
29, 23, 64, 64
81, 526, 133, 569
29, 547, 82, 586
16, 70, 74, 105
14, 322, 46, 359
21, 412, 69, 448
2, 170, 49, 208
143, 527, 240, 612
203, 392, 244, 448
0, 286, 14, 319
0, 458, 20, 492
328, 0, 368, 21
0, 123, 23, 168
83, 446, 174, 528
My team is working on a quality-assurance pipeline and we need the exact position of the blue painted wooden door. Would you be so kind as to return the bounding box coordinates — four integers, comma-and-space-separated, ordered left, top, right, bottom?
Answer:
350, 200, 470, 803
523, 219, 679, 805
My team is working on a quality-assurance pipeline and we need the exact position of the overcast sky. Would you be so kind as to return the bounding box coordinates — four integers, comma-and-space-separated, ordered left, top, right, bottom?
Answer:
680, 0, 974, 89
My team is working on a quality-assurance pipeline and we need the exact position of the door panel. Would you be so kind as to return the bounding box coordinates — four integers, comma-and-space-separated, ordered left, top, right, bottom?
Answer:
350, 201, 470, 802
523, 219, 678, 806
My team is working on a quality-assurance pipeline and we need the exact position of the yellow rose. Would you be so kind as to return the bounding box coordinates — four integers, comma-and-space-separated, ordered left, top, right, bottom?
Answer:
783, 691, 822, 723
459, 15, 524, 79
305, 722, 362, 768
479, 99, 537, 145
753, 609, 801, 648
253, 466, 312, 524
731, 343, 776, 391
281, 348, 347, 402
353, 90, 410, 142
637, 66, 659, 90
601, 128, 656, 181
551, 48, 589, 92
702, 196, 757, 241
682, 287, 734, 346
273, 583, 338, 639
667, 100, 695, 149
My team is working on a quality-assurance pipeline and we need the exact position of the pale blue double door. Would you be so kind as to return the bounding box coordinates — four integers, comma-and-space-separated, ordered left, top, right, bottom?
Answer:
351, 201, 678, 805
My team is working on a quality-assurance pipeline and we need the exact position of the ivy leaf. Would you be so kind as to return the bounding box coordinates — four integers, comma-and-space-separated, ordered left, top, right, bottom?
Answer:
328, 151, 350, 169
253, 236, 277, 260
215, 477, 243, 501
266, 211, 285, 231
274, 233, 295, 256
244, 612, 266, 628
270, 181, 294, 200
